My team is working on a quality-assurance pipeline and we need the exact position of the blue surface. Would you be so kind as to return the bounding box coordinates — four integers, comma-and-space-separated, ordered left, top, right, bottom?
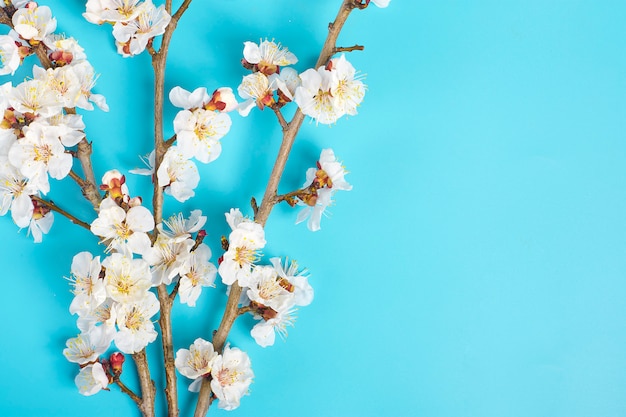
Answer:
2, 1, 626, 416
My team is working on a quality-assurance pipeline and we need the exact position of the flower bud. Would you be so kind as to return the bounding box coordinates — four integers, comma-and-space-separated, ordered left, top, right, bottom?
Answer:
109, 352, 125, 375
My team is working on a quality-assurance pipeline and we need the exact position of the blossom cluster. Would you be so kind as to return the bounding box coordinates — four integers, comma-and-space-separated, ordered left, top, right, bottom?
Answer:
84, 0, 171, 57
236, 39, 366, 125
175, 339, 254, 410
218, 208, 314, 347
64, 171, 217, 394
296, 148, 352, 231
0, 2, 107, 242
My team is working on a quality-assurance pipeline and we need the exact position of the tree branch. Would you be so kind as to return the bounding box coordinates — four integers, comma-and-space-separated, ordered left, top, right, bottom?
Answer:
194, 1, 361, 415
157, 284, 178, 417
148, 2, 195, 416
132, 350, 156, 417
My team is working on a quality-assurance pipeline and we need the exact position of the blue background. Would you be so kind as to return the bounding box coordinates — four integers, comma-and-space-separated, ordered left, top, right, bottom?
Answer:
1, 1, 626, 416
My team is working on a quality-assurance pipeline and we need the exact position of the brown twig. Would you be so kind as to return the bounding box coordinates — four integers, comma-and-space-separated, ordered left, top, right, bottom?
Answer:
237, 305, 254, 316
157, 284, 178, 417
276, 188, 307, 204
272, 106, 289, 131
165, 134, 177, 148
333, 44, 364, 54
169, 279, 181, 301
113, 377, 142, 406
31, 196, 91, 230
132, 350, 156, 417
193, 1, 362, 416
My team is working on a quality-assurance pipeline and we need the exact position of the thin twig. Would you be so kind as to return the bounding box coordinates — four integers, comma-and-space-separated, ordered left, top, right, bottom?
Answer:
237, 305, 254, 316
165, 134, 177, 148
272, 107, 289, 130
169, 279, 181, 301
68, 170, 88, 187
31, 196, 91, 230
157, 284, 178, 417
333, 44, 364, 54
114, 377, 142, 406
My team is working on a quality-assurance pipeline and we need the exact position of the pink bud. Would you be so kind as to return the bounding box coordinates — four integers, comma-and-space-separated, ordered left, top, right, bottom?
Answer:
109, 352, 125, 375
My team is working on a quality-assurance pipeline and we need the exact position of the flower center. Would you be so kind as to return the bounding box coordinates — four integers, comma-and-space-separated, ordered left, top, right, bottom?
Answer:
33, 143, 52, 163
124, 306, 144, 331
234, 246, 258, 267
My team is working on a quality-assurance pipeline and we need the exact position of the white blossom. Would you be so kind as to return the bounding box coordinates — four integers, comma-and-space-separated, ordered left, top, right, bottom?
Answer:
237, 72, 273, 116
157, 210, 206, 243
75, 362, 109, 396
0, 35, 20, 75
9, 78, 63, 117
0, 157, 36, 228
8, 122, 72, 194
33, 65, 82, 109
218, 209, 265, 287
114, 291, 160, 354
210, 345, 254, 411
250, 306, 296, 348
12, 4, 56, 43
296, 149, 352, 231
90, 197, 154, 254
242, 39, 297, 75
39, 113, 86, 148
113, 1, 171, 57
101, 252, 152, 303
68, 251, 106, 316
43, 34, 87, 64
71, 60, 109, 112
76, 298, 117, 334
328, 54, 366, 116
178, 243, 216, 307
173, 107, 231, 163
370, 0, 390, 7
175, 338, 218, 380
247, 265, 293, 312
84, 0, 146, 24
26, 207, 53, 243
143, 234, 193, 286
63, 326, 112, 365
294, 67, 340, 124
156, 145, 200, 202
270, 257, 313, 307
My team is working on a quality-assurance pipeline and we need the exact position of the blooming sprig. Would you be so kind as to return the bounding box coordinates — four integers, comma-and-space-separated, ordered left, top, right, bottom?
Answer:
245, 257, 313, 347
12, 2, 57, 45
279, 148, 352, 231
242, 39, 298, 76
174, 337, 218, 386
170, 86, 235, 164
112, 0, 171, 57
218, 208, 266, 287
237, 39, 300, 116
175, 340, 254, 410
84, 0, 171, 57
295, 54, 366, 125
